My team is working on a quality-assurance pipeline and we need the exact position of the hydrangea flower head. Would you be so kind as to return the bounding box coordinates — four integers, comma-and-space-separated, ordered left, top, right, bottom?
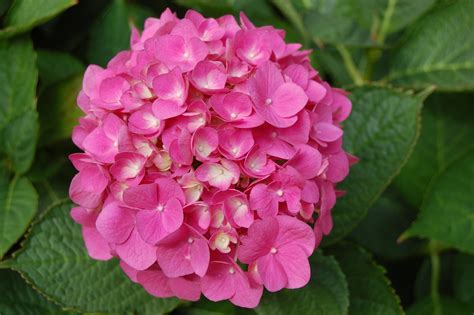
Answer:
69, 8, 354, 308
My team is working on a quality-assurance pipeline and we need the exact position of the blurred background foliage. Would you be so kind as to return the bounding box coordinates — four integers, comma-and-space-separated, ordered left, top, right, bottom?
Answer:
0, 0, 472, 314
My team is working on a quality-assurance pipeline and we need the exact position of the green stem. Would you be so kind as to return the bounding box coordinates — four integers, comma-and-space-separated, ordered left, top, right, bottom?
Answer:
378, 0, 396, 44
272, 0, 310, 46
429, 241, 442, 315
336, 44, 364, 86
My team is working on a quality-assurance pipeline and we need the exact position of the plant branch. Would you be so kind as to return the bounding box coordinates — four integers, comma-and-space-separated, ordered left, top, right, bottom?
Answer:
336, 44, 364, 86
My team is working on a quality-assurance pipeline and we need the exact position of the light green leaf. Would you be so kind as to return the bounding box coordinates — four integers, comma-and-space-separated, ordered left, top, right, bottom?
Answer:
388, 0, 474, 91
407, 297, 471, 315
350, 189, 425, 260
0, 170, 38, 259
0, 0, 77, 39
38, 74, 83, 146
0, 269, 67, 314
256, 252, 349, 315
325, 86, 424, 244
330, 243, 403, 315
9, 201, 180, 314
402, 151, 474, 253
0, 36, 38, 173
394, 93, 474, 207
37, 50, 84, 91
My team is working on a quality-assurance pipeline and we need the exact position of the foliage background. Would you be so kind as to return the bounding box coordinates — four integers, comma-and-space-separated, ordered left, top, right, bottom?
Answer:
0, 0, 473, 314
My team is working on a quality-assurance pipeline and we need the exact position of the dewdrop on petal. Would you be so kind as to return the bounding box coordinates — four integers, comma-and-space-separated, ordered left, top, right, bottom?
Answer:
69, 8, 354, 308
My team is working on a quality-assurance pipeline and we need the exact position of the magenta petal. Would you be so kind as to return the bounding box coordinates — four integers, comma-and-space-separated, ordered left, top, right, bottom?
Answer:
123, 183, 159, 210
287, 144, 322, 179
137, 269, 174, 298
271, 83, 308, 118
190, 237, 210, 277
238, 217, 278, 263
168, 275, 201, 301
201, 261, 236, 301
136, 210, 168, 244
249, 184, 278, 218
257, 254, 287, 292
275, 215, 315, 256
96, 203, 135, 244
315, 122, 343, 142
115, 229, 157, 270
230, 272, 264, 308
277, 245, 311, 289
82, 226, 113, 261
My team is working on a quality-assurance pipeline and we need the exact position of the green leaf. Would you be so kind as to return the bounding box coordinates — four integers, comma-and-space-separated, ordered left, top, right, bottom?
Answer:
87, 0, 153, 66
3, 110, 39, 173
402, 151, 474, 253
0, 170, 38, 259
38, 74, 83, 146
329, 243, 403, 315
452, 253, 474, 306
0, 0, 77, 39
388, 0, 474, 91
325, 86, 424, 244
303, 0, 435, 46
350, 189, 426, 260
256, 252, 349, 315
37, 50, 84, 91
304, 0, 373, 46
407, 297, 472, 315
9, 201, 180, 313
394, 93, 474, 207
0, 269, 67, 314
0, 36, 38, 173
352, 0, 436, 34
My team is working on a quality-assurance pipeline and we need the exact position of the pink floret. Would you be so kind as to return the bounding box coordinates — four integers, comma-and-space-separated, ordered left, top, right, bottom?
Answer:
69, 7, 354, 308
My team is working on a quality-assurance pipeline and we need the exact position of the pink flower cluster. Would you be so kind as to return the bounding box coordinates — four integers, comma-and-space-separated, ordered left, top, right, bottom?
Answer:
69, 8, 354, 308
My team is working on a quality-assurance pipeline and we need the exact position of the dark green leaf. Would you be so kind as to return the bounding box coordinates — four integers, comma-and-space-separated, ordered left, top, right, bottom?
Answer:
87, 0, 153, 66
37, 50, 84, 91
325, 86, 424, 244
394, 93, 474, 207
402, 151, 474, 253
0, 269, 67, 314
0, 0, 77, 39
453, 253, 474, 306
38, 74, 83, 146
407, 297, 471, 315
256, 252, 349, 315
388, 0, 474, 91
329, 243, 403, 315
9, 201, 180, 313
0, 36, 38, 173
0, 170, 38, 259
3, 110, 39, 173
350, 189, 426, 260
